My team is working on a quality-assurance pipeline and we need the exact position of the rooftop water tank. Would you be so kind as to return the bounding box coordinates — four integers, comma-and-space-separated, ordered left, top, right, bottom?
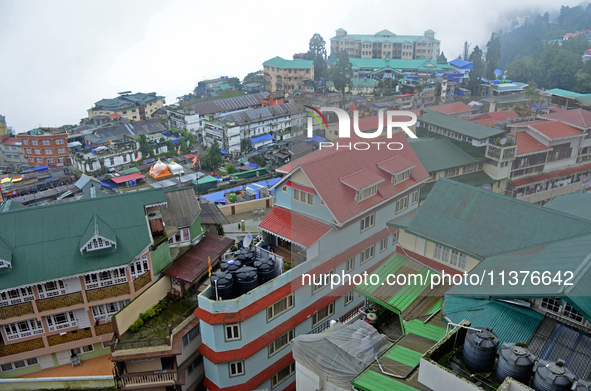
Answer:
532, 360, 575, 391
210, 272, 234, 300
234, 266, 258, 296
221, 259, 242, 275
462, 327, 499, 373
495, 343, 536, 384
254, 258, 276, 284
573, 380, 591, 391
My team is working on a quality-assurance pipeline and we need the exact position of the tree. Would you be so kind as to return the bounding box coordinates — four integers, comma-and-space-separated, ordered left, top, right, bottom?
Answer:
332, 50, 353, 94
201, 141, 223, 171
466, 46, 483, 95
251, 154, 266, 168
137, 134, 151, 159
486, 33, 502, 80
224, 164, 238, 174
524, 82, 542, 115
506, 56, 536, 82
227, 77, 242, 91
307, 33, 328, 81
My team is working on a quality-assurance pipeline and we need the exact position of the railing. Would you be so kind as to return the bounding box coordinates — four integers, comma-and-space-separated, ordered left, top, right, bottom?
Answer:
515, 181, 586, 203
485, 144, 517, 162
0, 301, 34, 320
95, 322, 114, 336
133, 271, 151, 292
47, 329, 93, 346
121, 371, 177, 388
113, 338, 168, 351
35, 292, 83, 312
339, 302, 365, 324
86, 282, 130, 302
0, 338, 44, 357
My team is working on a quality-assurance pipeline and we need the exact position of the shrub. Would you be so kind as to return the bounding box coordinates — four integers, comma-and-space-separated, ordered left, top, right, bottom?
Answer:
144, 308, 156, 319
129, 318, 144, 333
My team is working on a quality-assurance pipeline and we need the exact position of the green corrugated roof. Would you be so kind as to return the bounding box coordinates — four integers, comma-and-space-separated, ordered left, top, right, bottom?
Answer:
384, 345, 423, 367
443, 297, 545, 347
332, 33, 440, 44
425, 299, 441, 316
387, 208, 418, 229
482, 94, 527, 104
0, 200, 25, 213
418, 110, 504, 141
545, 192, 591, 220
575, 95, 591, 105
196, 175, 218, 184
0, 188, 166, 290
353, 370, 420, 391
450, 170, 495, 186
79, 215, 117, 250
352, 78, 378, 87
446, 233, 591, 321
0, 238, 11, 264
408, 137, 486, 172
406, 179, 591, 258
350, 58, 443, 71
544, 88, 584, 98
121, 167, 140, 175
263, 56, 313, 69
404, 319, 447, 341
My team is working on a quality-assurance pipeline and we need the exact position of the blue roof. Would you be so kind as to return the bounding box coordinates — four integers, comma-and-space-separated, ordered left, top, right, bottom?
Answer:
532, 103, 548, 110
449, 58, 473, 69
220, 149, 227, 154
33, 165, 49, 172
250, 134, 273, 143
202, 178, 281, 203
305, 135, 327, 143
248, 163, 258, 168
100, 181, 118, 189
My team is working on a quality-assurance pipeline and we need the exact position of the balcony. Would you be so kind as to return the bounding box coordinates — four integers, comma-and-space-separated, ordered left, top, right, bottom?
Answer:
47, 329, 93, 346
94, 322, 114, 336
485, 144, 517, 162
36, 292, 84, 312
86, 282, 130, 302
133, 271, 152, 292
0, 301, 34, 320
0, 338, 45, 357
120, 369, 177, 389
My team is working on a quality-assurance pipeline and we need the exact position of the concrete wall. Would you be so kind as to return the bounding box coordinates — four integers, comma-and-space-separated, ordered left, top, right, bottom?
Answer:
218, 197, 274, 216
151, 242, 172, 275
0, 377, 115, 391
115, 276, 171, 334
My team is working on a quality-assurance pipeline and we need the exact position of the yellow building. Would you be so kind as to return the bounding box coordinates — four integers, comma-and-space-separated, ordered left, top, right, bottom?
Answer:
87, 92, 165, 121
263, 57, 314, 93
0, 116, 8, 135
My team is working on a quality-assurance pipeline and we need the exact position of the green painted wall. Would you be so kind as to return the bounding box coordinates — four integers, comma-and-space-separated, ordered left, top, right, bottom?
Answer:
190, 215, 202, 240
80, 342, 111, 362
151, 241, 172, 275
0, 361, 43, 379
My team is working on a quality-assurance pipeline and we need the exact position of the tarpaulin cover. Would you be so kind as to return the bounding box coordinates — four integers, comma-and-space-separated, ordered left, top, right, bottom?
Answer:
290, 320, 391, 389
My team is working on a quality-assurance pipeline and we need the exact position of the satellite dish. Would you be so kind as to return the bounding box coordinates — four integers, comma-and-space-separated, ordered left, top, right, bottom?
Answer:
243, 233, 253, 248
500, 138, 507, 145
494, 69, 503, 76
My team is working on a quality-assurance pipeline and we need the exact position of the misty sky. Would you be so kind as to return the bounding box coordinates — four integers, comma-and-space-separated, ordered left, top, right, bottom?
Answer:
0, 0, 586, 133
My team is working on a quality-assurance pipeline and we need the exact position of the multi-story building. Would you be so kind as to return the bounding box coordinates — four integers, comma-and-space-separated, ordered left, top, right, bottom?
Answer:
330, 28, 440, 60
263, 57, 314, 93
0, 138, 26, 168
88, 92, 165, 121
0, 188, 181, 378
202, 102, 306, 153
17, 128, 71, 167
0, 116, 7, 136
194, 132, 430, 391
349, 58, 447, 81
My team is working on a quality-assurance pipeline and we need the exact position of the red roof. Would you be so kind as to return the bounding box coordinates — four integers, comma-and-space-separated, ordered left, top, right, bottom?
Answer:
349, 103, 357, 111
510, 120, 583, 139
395, 94, 414, 98
183, 154, 196, 159
541, 108, 591, 130
377, 155, 415, 175
340, 169, 385, 190
162, 233, 234, 283
1, 138, 21, 146
259, 206, 332, 248
108, 113, 121, 118
511, 162, 591, 187
462, 110, 520, 125
427, 102, 473, 115
515, 132, 552, 156
276, 132, 429, 225
286, 180, 315, 193
110, 172, 145, 184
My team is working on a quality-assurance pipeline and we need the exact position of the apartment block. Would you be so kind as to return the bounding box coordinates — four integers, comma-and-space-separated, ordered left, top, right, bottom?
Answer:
263, 57, 314, 93
330, 28, 440, 61
88, 91, 165, 121
17, 128, 71, 167
0, 138, 26, 168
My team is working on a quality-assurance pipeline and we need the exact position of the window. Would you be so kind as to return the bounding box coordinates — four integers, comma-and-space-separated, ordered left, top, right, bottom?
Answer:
268, 294, 294, 321
392, 230, 399, 244
563, 303, 584, 323
312, 302, 335, 326
346, 257, 355, 272
3, 319, 44, 341
23, 139, 29, 145
229, 361, 245, 377
37, 157, 44, 163
57, 148, 66, 154
458, 253, 466, 269
293, 188, 314, 206
355, 184, 378, 202
392, 169, 410, 184
34, 149, 41, 154
396, 197, 408, 213
411, 191, 418, 204
445, 168, 460, 177
37, 279, 65, 299
380, 238, 388, 252
360, 213, 375, 232
541, 298, 561, 312
1, 358, 38, 372
182, 325, 200, 348
32, 140, 38, 145
28, 157, 34, 162
450, 250, 459, 266
269, 329, 295, 356
91, 299, 129, 322
272, 362, 296, 388
47, 158, 54, 163
360, 245, 375, 264
187, 355, 203, 376
282, 186, 287, 192
102, 341, 111, 349
345, 290, 354, 305
26, 148, 31, 154
56, 139, 64, 145
42, 140, 50, 145
45, 311, 76, 332
224, 323, 240, 341
129, 256, 149, 280
313, 269, 334, 293
547, 143, 572, 162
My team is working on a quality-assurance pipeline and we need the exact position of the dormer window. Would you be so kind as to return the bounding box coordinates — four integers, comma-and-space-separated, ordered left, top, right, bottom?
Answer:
391, 169, 411, 185
79, 215, 117, 255
355, 185, 378, 202
340, 169, 384, 203
85, 235, 116, 252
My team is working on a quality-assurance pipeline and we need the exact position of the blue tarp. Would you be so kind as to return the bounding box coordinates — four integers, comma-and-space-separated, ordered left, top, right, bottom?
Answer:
84, 145, 91, 149
250, 134, 273, 144
100, 181, 118, 189
221, 149, 227, 154
305, 135, 327, 144
45, 178, 55, 181
202, 177, 281, 204
449, 58, 473, 69
248, 163, 258, 168
33, 165, 49, 172
172, 138, 181, 143
143, 158, 156, 164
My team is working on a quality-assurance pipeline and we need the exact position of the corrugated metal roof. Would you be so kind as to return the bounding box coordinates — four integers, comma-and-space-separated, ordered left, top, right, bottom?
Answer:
427, 102, 473, 115
510, 120, 583, 140
541, 108, 591, 130
515, 131, 553, 156
443, 296, 544, 347
406, 179, 591, 258
418, 110, 504, 140
188, 92, 269, 116
161, 188, 201, 229
263, 56, 313, 69
259, 206, 333, 248
545, 192, 591, 221
408, 137, 485, 173
340, 169, 385, 191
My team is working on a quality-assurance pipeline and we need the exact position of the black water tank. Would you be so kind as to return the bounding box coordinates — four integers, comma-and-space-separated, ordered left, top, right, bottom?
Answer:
254, 258, 276, 284
573, 380, 591, 391
210, 272, 234, 300
495, 343, 536, 384
462, 327, 499, 373
234, 266, 258, 296
221, 259, 242, 275
532, 360, 575, 391
235, 249, 255, 267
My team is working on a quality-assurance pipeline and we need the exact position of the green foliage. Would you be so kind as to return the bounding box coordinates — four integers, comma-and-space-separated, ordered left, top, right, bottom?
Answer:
137, 134, 151, 159
486, 33, 502, 80
251, 154, 266, 168
332, 50, 353, 93
466, 46, 483, 95
129, 318, 144, 333
308, 33, 328, 81
201, 141, 223, 170
224, 164, 238, 174
506, 56, 536, 82
243, 71, 263, 85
